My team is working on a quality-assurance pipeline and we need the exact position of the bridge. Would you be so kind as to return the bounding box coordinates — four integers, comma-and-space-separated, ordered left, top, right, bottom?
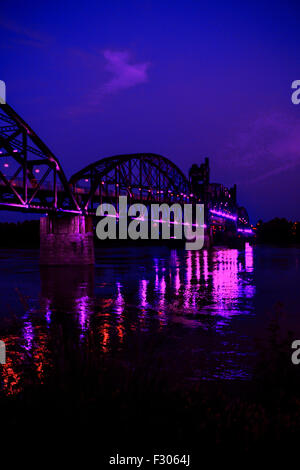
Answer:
0, 103, 253, 264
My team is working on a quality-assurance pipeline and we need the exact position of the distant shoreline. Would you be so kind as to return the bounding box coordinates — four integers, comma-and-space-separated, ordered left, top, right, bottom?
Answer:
0, 219, 299, 249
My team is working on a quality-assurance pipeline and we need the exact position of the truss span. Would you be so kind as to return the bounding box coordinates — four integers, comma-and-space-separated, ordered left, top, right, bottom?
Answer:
0, 103, 80, 213
69, 153, 191, 213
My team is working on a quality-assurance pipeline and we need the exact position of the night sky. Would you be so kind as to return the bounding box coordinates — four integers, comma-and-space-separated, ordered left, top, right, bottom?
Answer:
1, 0, 300, 221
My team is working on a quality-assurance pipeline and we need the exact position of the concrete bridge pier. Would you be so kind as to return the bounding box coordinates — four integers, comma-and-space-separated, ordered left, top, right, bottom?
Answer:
40, 215, 94, 265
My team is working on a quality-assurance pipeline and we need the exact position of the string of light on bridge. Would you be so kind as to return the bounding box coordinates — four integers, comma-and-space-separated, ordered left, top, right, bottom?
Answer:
209, 209, 238, 221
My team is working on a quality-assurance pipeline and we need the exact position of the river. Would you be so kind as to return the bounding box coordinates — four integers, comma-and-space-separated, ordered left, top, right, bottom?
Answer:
0, 244, 300, 395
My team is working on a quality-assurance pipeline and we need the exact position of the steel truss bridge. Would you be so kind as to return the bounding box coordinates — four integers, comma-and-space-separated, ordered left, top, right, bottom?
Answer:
0, 103, 251, 235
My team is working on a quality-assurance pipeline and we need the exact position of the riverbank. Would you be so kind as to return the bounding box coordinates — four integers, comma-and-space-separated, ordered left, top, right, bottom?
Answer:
1, 314, 299, 461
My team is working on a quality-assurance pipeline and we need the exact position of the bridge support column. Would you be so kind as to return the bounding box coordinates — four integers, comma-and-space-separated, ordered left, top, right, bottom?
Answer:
40, 215, 94, 266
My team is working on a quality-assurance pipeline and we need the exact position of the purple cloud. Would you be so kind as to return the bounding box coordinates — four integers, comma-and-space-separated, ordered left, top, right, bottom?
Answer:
66, 49, 150, 116
225, 112, 300, 184
101, 50, 150, 95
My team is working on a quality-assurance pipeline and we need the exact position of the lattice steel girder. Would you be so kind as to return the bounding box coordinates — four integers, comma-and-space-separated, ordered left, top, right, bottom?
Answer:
0, 103, 80, 213
70, 153, 191, 212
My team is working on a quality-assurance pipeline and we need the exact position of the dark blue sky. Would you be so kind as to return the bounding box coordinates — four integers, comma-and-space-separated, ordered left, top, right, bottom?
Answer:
1, 0, 300, 221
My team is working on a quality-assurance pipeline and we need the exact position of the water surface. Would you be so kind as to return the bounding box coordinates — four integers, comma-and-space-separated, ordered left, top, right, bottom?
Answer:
1, 244, 299, 395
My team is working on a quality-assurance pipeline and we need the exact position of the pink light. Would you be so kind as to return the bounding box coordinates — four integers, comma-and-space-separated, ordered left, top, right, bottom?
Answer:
85, 178, 88, 182
4, 163, 9, 168
115, 282, 125, 316
245, 243, 254, 272
35, 168, 40, 173
175, 268, 180, 294
13, 149, 18, 153
210, 209, 237, 221
212, 249, 239, 310
23, 319, 34, 351
196, 252, 200, 281
192, 223, 207, 228
237, 228, 253, 234
139, 279, 149, 309
0, 202, 28, 209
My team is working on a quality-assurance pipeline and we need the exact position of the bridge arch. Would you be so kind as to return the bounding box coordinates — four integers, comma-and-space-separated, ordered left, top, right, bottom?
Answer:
69, 153, 191, 213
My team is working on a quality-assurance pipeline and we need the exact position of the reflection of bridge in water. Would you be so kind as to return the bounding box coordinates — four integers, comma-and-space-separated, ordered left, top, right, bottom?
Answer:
0, 103, 254, 265
0, 245, 255, 395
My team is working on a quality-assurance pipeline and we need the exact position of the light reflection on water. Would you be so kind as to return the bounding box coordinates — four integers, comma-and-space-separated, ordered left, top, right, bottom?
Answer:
0, 244, 260, 394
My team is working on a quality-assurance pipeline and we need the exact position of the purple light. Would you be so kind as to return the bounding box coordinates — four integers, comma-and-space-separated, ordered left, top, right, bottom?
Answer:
77, 295, 90, 331
245, 243, 254, 272
139, 279, 149, 309
175, 268, 180, 293
196, 251, 200, 281
0, 202, 30, 209
115, 282, 125, 315
237, 228, 253, 234
23, 319, 34, 351
210, 209, 237, 221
